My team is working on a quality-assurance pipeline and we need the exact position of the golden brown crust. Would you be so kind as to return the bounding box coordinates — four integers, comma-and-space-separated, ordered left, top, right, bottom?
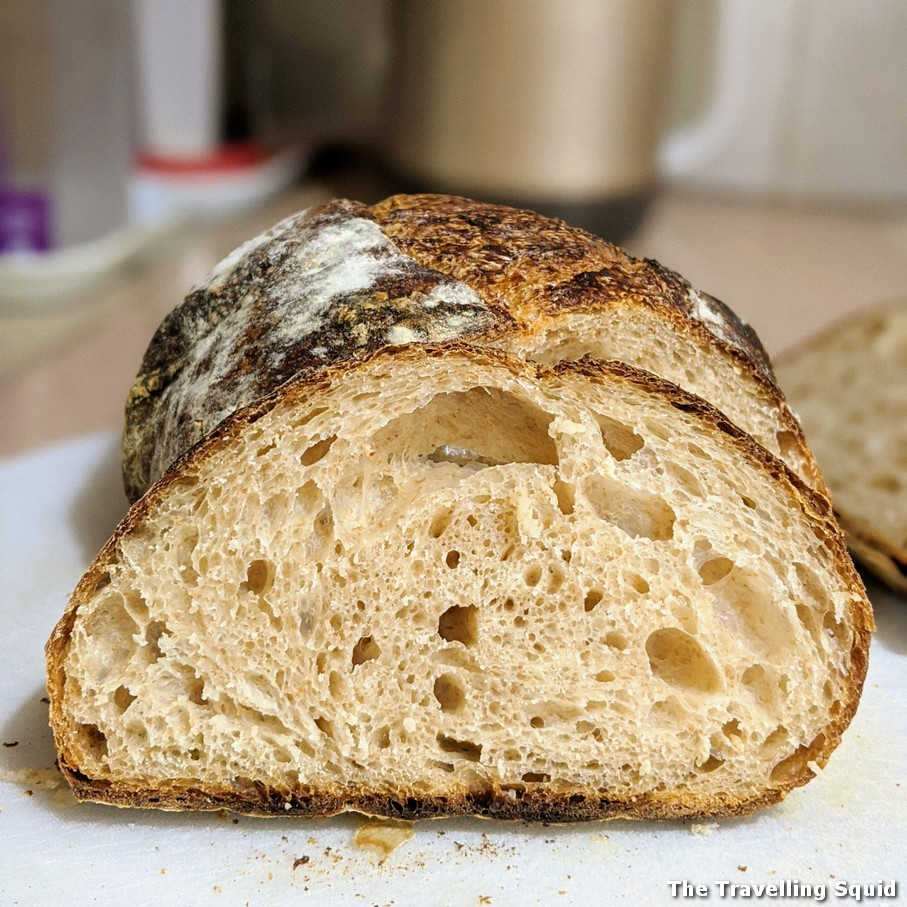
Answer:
369, 194, 775, 380
123, 194, 823, 502
48, 345, 873, 822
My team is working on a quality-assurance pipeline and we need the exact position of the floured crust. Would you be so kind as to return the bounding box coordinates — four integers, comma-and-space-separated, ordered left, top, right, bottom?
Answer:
49, 346, 872, 821
123, 194, 821, 502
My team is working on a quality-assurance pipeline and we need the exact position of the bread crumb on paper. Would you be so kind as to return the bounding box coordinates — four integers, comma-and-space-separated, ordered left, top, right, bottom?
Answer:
353, 819, 415, 862
690, 822, 719, 837
0, 767, 65, 790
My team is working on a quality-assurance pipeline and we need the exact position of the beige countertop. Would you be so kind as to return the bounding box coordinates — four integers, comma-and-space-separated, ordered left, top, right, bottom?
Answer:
1, 184, 906, 461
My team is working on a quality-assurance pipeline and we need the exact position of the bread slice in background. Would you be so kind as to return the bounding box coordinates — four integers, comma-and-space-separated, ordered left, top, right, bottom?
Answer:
776, 303, 907, 593
47, 347, 871, 820
122, 195, 823, 502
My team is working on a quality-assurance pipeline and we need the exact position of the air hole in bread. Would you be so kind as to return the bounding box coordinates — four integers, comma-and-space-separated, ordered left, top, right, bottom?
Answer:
522, 771, 551, 783
445, 550, 461, 569
429, 509, 454, 538
553, 479, 575, 515
742, 665, 776, 708
584, 589, 603, 612
605, 631, 628, 651
375, 726, 391, 749
628, 574, 650, 594
546, 564, 566, 593
438, 605, 478, 646
351, 635, 381, 667
530, 716, 545, 728
328, 670, 344, 699
822, 610, 843, 639
176, 532, 199, 585
710, 569, 794, 655
299, 436, 335, 467
79, 723, 108, 758
437, 734, 482, 762
646, 628, 721, 693
722, 718, 743, 740
433, 673, 465, 712
584, 475, 676, 540
113, 685, 136, 712
187, 675, 206, 706
374, 387, 558, 468
775, 430, 800, 464
649, 696, 687, 723
796, 602, 819, 643
427, 446, 499, 468
697, 754, 725, 773
314, 716, 334, 737
523, 565, 542, 587
698, 557, 734, 586
770, 734, 826, 783
90, 572, 111, 595
242, 558, 276, 596
596, 414, 644, 461
666, 462, 705, 498
595, 670, 616, 683
145, 620, 168, 662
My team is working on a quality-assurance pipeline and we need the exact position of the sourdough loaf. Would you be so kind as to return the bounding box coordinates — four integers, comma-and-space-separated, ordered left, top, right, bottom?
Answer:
777, 303, 907, 593
122, 195, 822, 502
48, 346, 870, 820
47, 196, 870, 821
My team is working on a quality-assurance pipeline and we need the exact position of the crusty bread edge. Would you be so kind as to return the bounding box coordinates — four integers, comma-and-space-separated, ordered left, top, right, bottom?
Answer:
775, 301, 907, 594
46, 344, 873, 821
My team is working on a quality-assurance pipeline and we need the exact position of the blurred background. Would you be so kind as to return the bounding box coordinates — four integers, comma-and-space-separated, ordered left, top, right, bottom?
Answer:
1, 0, 906, 458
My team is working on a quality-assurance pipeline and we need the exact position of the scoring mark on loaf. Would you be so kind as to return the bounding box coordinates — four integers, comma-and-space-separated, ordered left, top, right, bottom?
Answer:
143, 203, 498, 489
684, 287, 773, 383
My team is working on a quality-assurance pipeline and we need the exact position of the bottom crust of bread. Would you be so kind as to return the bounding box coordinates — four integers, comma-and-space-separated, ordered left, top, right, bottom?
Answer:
59, 759, 795, 822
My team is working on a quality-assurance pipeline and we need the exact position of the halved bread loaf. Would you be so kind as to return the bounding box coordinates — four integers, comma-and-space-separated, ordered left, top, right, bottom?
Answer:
776, 303, 907, 593
122, 195, 822, 502
47, 346, 870, 820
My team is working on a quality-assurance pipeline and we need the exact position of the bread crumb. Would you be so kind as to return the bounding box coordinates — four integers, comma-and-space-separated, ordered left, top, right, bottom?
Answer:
690, 822, 719, 836
738, 865, 748, 872
292, 855, 310, 870
353, 819, 415, 862
0, 768, 64, 789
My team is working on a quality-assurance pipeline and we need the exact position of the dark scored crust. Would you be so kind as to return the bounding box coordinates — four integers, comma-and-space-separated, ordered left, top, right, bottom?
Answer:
123, 194, 819, 502
369, 194, 776, 383
49, 346, 872, 821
